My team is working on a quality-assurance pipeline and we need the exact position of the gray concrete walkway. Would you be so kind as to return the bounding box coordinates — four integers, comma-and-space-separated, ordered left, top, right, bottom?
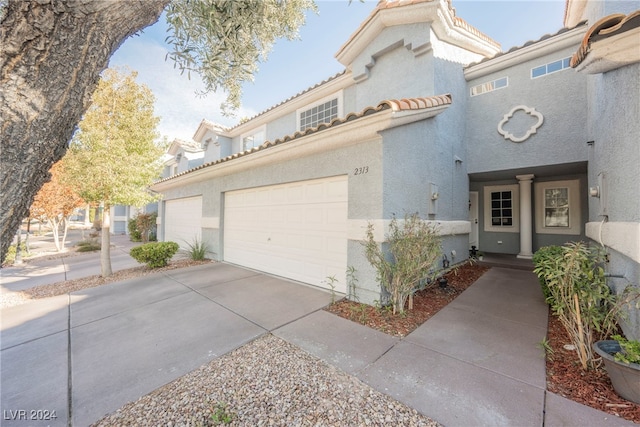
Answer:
1, 233, 140, 292
1, 263, 635, 426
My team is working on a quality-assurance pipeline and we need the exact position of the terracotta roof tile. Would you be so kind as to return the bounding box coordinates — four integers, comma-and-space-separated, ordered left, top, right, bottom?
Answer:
571, 10, 640, 67
155, 94, 451, 184
467, 21, 588, 68
228, 71, 346, 131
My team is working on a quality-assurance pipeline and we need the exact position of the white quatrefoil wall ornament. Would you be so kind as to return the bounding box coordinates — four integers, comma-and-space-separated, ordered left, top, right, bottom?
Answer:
497, 105, 544, 143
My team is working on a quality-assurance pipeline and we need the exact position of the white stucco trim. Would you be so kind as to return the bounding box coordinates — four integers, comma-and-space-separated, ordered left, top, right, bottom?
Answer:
201, 217, 220, 229
497, 105, 544, 143
347, 219, 470, 243
586, 221, 640, 263
336, 1, 499, 67
464, 27, 585, 81
564, 0, 587, 28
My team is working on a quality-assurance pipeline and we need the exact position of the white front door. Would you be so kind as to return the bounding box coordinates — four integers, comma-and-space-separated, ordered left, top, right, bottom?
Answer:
223, 176, 348, 292
469, 191, 479, 250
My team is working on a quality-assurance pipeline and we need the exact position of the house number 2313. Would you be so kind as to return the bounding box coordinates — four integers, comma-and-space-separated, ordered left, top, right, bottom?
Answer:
353, 166, 369, 175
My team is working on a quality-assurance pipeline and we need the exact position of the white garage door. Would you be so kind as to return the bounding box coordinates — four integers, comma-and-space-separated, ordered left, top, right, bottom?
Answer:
224, 176, 348, 292
164, 196, 202, 248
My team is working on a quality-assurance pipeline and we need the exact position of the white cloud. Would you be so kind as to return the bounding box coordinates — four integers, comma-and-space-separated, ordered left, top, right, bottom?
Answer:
110, 36, 258, 141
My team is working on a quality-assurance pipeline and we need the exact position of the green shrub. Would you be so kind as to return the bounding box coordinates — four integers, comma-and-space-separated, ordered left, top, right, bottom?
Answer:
127, 219, 142, 242
532, 242, 637, 371
532, 245, 563, 303
130, 241, 179, 268
76, 239, 101, 252
363, 213, 441, 315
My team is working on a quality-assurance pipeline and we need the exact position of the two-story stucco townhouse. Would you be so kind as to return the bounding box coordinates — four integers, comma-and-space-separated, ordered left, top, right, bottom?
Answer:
151, 0, 640, 338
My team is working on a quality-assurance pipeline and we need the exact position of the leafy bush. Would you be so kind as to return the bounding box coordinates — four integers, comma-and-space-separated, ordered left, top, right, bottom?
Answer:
533, 242, 638, 370
363, 213, 441, 315
183, 237, 209, 260
127, 218, 142, 242
130, 241, 179, 268
532, 245, 563, 303
128, 212, 157, 242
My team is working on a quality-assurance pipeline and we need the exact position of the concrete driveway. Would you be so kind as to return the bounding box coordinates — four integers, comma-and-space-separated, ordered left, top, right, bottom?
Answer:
1, 263, 333, 426
2, 261, 633, 426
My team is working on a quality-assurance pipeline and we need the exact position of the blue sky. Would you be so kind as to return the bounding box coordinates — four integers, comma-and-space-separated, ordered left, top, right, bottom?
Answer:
109, 0, 567, 141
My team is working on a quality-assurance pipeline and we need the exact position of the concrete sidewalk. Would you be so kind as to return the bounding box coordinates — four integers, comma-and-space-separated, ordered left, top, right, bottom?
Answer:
1, 233, 140, 292
1, 263, 634, 426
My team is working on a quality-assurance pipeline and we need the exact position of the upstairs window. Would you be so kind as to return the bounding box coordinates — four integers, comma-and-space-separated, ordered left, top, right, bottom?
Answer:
299, 97, 339, 131
470, 77, 508, 97
241, 127, 265, 151
531, 57, 571, 78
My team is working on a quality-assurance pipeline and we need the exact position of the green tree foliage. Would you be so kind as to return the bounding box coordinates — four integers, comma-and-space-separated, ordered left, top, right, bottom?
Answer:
0, 0, 316, 263
65, 68, 163, 276
165, 0, 316, 114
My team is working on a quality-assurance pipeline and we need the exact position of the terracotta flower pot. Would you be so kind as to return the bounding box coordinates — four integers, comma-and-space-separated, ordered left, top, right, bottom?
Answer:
593, 340, 640, 404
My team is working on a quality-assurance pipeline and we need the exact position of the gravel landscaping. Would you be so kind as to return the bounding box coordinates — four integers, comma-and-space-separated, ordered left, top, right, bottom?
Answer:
91, 334, 440, 427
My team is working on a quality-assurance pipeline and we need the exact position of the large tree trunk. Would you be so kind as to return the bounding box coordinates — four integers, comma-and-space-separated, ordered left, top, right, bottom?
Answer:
0, 0, 168, 263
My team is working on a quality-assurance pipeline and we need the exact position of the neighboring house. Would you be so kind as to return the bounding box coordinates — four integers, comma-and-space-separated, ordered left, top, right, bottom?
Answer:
162, 138, 206, 178
151, 0, 640, 337
109, 138, 202, 235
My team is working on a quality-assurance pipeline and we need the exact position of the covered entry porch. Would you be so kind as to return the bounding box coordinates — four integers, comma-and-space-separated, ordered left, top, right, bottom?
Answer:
468, 162, 588, 258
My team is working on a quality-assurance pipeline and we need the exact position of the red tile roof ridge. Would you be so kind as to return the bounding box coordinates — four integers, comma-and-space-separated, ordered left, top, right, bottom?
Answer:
381, 94, 452, 111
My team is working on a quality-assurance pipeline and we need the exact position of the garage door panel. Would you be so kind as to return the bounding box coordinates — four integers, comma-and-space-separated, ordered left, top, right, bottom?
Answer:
165, 197, 202, 247
224, 176, 347, 292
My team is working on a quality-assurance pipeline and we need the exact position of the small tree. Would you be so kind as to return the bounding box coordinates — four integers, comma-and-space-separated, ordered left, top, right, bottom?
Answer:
533, 242, 640, 370
363, 214, 442, 315
29, 161, 85, 252
135, 212, 157, 243
65, 68, 163, 277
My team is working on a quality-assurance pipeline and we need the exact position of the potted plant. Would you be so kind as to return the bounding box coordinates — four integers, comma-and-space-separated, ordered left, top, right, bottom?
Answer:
593, 335, 640, 404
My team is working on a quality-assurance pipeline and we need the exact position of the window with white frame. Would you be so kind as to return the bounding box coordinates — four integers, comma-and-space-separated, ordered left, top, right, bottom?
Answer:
470, 77, 508, 96
535, 179, 581, 235
298, 96, 340, 131
483, 184, 519, 232
241, 127, 265, 151
544, 187, 569, 227
490, 190, 513, 226
531, 57, 571, 78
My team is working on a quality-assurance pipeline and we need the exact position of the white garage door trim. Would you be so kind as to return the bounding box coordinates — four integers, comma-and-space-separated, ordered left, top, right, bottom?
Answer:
165, 196, 202, 248
224, 176, 348, 293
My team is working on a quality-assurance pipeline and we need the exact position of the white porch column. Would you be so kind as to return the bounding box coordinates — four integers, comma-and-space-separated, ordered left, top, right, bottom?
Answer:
516, 174, 535, 259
